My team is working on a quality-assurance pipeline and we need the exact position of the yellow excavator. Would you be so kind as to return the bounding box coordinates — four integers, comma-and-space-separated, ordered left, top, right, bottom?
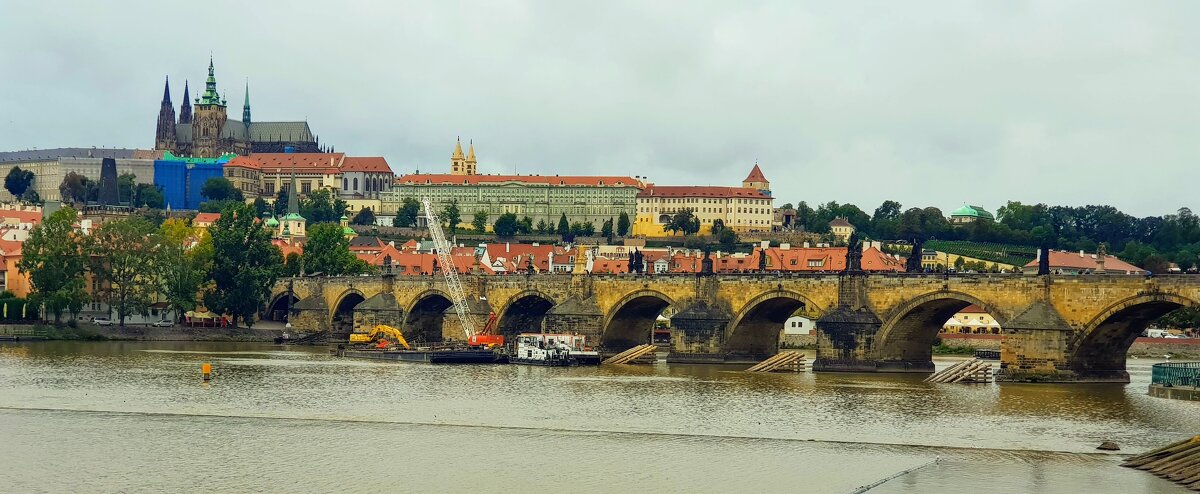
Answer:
348, 324, 411, 350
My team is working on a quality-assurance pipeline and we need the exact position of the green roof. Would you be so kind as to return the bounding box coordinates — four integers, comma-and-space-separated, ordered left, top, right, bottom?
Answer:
283, 213, 305, 221
265, 217, 279, 227
161, 150, 236, 164
950, 205, 994, 219
343, 226, 356, 235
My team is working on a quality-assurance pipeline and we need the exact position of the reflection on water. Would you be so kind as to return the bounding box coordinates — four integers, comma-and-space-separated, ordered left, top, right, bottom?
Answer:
0, 342, 1195, 493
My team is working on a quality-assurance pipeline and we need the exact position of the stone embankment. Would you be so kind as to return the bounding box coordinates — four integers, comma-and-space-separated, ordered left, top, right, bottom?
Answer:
2, 324, 279, 342
939, 333, 1200, 358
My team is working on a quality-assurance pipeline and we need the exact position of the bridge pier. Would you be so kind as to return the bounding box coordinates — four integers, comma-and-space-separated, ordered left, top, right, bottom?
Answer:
666, 300, 733, 364
543, 296, 604, 343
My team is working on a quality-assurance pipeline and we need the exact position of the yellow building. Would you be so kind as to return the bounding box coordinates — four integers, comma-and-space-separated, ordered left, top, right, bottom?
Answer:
829, 217, 855, 243
633, 164, 774, 236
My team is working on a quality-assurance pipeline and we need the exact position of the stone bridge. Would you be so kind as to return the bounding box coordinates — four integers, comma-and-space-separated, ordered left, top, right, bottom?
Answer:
266, 272, 1200, 383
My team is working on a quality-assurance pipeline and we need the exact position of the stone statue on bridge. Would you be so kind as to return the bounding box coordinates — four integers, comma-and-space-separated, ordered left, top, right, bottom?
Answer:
844, 232, 863, 274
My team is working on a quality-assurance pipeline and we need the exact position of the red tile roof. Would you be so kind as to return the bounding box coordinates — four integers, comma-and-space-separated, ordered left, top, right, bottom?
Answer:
1022, 250, 1147, 274
829, 218, 853, 228
396, 174, 642, 187
225, 156, 260, 170
637, 185, 770, 199
0, 210, 43, 225
340, 157, 392, 173
743, 164, 767, 183
193, 213, 221, 226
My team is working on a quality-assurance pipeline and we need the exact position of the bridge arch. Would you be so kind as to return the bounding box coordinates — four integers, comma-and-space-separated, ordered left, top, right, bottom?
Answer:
496, 290, 557, 337
331, 289, 366, 334
875, 291, 1007, 363
264, 292, 299, 322
600, 289, 676, 352
1072, 292, 1200, 376
404, 289, 454, 344
724, 290, 818, 358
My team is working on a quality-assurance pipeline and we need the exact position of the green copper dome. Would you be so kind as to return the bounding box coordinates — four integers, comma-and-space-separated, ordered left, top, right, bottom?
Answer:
343, 226, 356, 235
265, 216, 279, 227
950, 205, 994, 220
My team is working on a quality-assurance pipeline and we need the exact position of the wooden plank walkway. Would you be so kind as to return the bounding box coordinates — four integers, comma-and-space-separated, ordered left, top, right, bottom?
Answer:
746, 352, 805, 373
602, 344, 658, 365
1122, 436, 1200, 491
924, 358, 992, 384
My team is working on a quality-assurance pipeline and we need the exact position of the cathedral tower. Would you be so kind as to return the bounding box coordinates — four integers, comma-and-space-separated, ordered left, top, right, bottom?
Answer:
154, 76, 177, 152
465, 140, 478, 175
450, 137, 467, 175
242, 81, 251, 125
179, 80, 192, 124
192, 58, 228, 158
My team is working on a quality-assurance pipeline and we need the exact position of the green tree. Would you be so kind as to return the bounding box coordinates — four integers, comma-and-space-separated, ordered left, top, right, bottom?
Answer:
135, 184, 164, 209
204, 202, 281, 328
301, 222, 371, 276
518, 216, 534, 235
472, 210, 489, 233
280, 252, 302, 277
795, 201, 815, 231
157, 218, 212, 319
252, 197, 271, 217
20, 189, 41, 205
300, 188, 348, 224
601, 218, 614, 238
665, 208, 700, 235
351, 207, 376, 226
493, 213, 519, 237
273, 188, 289, 217
88, 217, 157, 326
616, 212, 631, 237
4, 166, 34, 199
441, 199, 461, 234
59, 172, 90, 205
1141, 254, 1171, 274
557, 213, 570, 236
201, 177, 244, 202
717, 228, 739, 252
199, 199, 243, 213
780, 203, 794, 210
711, 218, 726, 236
394, 197, 420, 228
18, 207, 88, 324
535, 219, 549, 234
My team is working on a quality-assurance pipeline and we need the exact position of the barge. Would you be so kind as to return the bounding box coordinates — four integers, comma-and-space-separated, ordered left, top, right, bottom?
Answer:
335, 345, 506, 364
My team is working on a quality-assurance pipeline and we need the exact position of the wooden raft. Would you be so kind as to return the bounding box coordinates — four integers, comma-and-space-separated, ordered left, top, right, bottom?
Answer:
746, 352, 805, 373
923, 358, 992, 384
1122, 436, 1200, 491
602, 344, 658, 365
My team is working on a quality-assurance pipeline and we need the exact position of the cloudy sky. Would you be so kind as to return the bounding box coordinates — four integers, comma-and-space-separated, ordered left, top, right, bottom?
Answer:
1, 1, 1196, 216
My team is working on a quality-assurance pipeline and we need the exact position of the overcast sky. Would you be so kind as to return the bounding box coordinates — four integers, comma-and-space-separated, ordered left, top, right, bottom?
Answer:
1, 1, 1196, 217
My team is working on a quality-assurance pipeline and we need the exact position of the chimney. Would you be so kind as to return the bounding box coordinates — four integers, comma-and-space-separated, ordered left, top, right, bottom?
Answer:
781, 243, 791, 250
803, 241, 810, 248
1079, 250, 1085, 257
388, 240, 395, 247
532, 242, 539, 247
760, 240, 769, 250
506, 242, 511, 253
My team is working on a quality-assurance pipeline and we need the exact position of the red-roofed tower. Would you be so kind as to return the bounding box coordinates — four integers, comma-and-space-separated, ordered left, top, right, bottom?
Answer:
742, 162, 770, 196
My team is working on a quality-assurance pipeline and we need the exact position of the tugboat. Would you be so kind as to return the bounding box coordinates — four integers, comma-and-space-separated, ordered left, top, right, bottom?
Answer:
509, 333, 601, 366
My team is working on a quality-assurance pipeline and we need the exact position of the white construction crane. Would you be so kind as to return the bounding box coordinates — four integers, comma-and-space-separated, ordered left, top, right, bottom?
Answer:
421, 198, 477, 339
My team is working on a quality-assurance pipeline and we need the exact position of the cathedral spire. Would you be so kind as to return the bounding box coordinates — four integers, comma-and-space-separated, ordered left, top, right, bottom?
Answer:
179, 80, 192, 123
242, 80, 251, 125
162, 76, 172, 104
467, 139, 476, 161
200, 57, 223, 106
452, 136, 465, 159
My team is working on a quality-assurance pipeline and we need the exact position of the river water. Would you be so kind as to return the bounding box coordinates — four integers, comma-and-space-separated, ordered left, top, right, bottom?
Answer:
1, 342, 1196, 493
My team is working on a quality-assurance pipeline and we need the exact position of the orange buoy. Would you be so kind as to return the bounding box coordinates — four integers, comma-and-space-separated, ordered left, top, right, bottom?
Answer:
201, 362, 212, 381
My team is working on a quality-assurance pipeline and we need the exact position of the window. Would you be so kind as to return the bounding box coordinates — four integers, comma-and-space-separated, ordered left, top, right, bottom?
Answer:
343, 178, 348, 190
353, 178, 359, 191
301, 182, 312, 194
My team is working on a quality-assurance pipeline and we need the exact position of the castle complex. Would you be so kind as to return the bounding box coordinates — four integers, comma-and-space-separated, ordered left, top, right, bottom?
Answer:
154, 59, 322, 158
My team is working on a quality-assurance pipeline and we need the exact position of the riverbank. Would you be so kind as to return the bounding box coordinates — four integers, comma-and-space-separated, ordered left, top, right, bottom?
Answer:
939, 333, 1200, 358
4, 324, 280, 342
